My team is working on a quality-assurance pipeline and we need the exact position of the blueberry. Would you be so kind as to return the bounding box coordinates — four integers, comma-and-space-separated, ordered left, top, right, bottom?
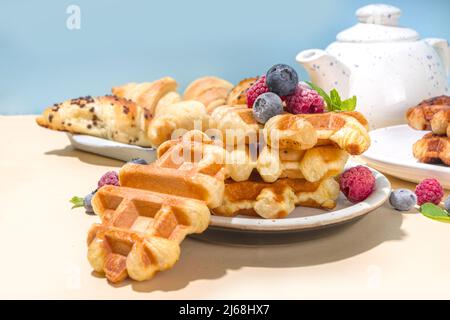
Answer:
266, 64, 299, 96
84, 191, 96, 214
389, 189, 417, 211
444, 195, 450, 212
253, 92, 283, 124
129, 158, 148, 165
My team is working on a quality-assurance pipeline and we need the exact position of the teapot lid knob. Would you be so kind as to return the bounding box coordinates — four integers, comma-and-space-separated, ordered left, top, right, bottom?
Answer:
356, 4, 401, 26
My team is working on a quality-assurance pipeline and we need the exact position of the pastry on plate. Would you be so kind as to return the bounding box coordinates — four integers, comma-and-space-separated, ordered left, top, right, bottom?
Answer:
112, 77, 179, 116
412, 132, 450, 166
37, 77, 212, 148
406, 95, 450, 136
226, 77, 258, 106
147, 100, 210, 146
183, 76, 233, 113
87, 185, 210, 283
36, 95, 154, 146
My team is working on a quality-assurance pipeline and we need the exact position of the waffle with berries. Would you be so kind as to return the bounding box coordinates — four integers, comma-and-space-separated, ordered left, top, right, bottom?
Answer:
87, 185, 210, 283
213, 173, 340, 219
264, 111, 370, 155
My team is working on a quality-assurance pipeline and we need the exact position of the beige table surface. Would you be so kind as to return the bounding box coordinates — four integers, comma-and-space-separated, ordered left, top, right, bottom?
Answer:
0, 115, 449, 300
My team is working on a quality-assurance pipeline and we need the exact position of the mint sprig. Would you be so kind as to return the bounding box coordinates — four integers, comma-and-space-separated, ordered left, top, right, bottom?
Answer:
70, 196, 84, 209
420, 203, 450, 223
306, 81, 357, 112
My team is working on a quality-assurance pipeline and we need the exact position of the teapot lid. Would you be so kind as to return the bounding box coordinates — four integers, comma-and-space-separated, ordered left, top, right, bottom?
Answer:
337, 4, 420, 43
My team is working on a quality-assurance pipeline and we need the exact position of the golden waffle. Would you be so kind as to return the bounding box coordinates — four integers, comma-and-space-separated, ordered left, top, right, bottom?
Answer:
213, 173, 340, 219
406, 95, 450, 136
413, 132, 450, 166
87, 185, 210, 283
264, 111, 370, 155
209, 105, 262, 145
157, 131, 348, 183
226, 77, 258, 106
120, 133, 226, 208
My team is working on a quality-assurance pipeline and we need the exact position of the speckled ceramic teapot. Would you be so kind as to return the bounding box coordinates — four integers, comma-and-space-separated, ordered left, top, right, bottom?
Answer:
296, 4, 449, 129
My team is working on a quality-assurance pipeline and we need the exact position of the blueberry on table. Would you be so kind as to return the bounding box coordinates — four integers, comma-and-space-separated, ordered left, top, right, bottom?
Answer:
389, 189, 417, 211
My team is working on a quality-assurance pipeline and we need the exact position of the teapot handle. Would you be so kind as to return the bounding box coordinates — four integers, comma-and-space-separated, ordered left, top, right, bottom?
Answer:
424, 38, 449, 77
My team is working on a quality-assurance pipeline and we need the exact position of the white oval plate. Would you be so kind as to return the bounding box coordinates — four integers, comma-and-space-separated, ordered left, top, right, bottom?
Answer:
67, 133, 156, 163
208, 164, 391, 232
360, 125, 450, 189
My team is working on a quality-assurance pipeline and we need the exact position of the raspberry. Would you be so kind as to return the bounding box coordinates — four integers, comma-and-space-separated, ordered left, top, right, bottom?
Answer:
415, 178, 444, 205
246, 76, 269, 108
339, 166, 375, 203
98, 171, 120, 188
285, 84, 324, 114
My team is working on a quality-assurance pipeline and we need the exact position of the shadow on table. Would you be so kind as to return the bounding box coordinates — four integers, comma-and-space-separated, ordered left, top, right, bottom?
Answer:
45, 146, 123, 167
126, 203, 406, 293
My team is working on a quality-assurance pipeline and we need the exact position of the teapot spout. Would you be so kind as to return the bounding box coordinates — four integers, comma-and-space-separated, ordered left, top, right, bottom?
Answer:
296, 49, 350, 95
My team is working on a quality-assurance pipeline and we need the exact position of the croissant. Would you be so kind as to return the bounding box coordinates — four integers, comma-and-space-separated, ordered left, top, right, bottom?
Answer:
226, 77, 258, 106
112, 77, 178, 115
148, 100, 210, 146
36, 95, 153, 146
183, 76, 233, 113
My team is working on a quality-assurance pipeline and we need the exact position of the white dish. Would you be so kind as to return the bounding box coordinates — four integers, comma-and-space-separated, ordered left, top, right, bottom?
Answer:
208, 164, 391, 232
360, 125, 450, 189
67, 133, 156, 163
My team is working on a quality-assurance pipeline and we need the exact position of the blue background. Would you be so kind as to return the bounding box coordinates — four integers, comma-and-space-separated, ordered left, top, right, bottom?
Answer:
1, 0, 449, 115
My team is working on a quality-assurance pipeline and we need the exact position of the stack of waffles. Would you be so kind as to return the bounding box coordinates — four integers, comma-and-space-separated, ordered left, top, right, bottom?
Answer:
206, 106, 371, 218
87, 135, 225, 283
87, 107, 371, 283
406, 95, 450, 166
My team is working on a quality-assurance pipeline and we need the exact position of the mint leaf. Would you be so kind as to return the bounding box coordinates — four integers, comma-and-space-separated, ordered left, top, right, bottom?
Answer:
330, 89, 342, 111
305, 81, 332, 109
70, 196, 84, 209
341, 96, 357, 111
305, 81, 357, 112
420, 203, 450, 223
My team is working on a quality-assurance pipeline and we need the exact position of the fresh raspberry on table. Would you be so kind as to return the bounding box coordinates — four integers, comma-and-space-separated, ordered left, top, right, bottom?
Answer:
285, 84, 324, 114
246, 75, 269, 108
98, 171, 120, 188
415, 178, 444, 205
339, 165, 375, 203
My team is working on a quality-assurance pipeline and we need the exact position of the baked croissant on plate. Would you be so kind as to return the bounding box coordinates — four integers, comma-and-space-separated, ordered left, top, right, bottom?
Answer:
183, 76, 233, 114
36, 77, 212, 148
36, 95, 153, 146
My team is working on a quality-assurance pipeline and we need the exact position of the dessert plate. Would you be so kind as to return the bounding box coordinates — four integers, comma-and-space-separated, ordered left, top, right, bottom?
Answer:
207, 164, 391, 232
67, 133, 156, 163
360, 125, 450, 189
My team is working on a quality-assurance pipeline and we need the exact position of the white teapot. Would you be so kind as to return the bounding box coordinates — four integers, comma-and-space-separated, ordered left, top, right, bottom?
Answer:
296, 4, 449, 129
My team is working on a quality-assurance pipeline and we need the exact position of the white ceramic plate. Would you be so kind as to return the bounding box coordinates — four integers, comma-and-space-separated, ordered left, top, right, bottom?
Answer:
208, 164, 391, 232
67, 133, 156, 163
360, 125, 450, 189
